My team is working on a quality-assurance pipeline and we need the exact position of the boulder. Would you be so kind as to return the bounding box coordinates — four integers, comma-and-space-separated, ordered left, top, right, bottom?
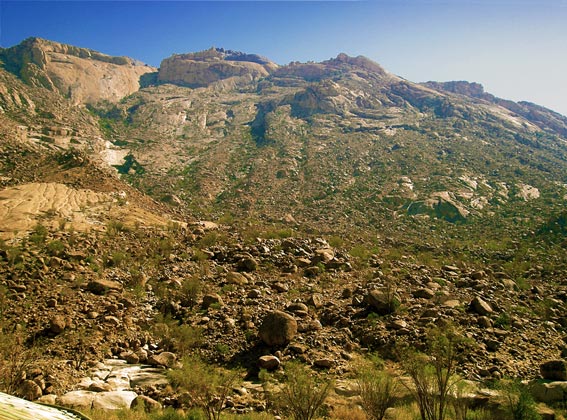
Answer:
58, 390, 97, 409
92, 391, 138, 410
18, 379, 43, 401
48, 315, 66, 334
227, 271, 248, 285
148, 351, 177, 368
236, 256, 258, 272
530, 381, 567, 403
131, 395, 162, 412
202, 293, 224, 309
259, 311, 298, 346
413, 288, 435, 299
87, 279, 123, 295
540, 360, 567, 381
470, 296, 493, 316
365, 289, 399, 315
258, 355, 280, 371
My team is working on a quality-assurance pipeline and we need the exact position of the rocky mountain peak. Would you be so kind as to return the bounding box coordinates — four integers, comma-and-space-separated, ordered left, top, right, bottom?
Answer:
157, 47, 278, 88
0, 37, 155, 105
328, 52, 387, 75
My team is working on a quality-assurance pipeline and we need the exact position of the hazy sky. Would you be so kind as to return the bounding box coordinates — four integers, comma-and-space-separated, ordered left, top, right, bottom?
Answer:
1, 0, 566, 116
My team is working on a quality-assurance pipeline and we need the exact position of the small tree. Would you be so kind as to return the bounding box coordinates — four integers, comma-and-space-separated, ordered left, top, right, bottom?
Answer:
356, 358, 399, 420
168, 356, 239, 420
400, 327, 470, 420
278, 362, 333, 420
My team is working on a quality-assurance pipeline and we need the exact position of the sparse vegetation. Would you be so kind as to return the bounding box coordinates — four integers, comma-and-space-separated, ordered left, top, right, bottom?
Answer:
168, 356, 240, 420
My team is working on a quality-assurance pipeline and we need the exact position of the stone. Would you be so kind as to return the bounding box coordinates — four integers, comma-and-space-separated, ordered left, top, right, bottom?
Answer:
227, 271, 248, 285
365, 289, 398, 315
540, 360, 567, 381
88, 380, 114, 392
202, 293, 224, 309
87, 279, 123, 295
307, 293, 324, 309
272, 282, 289, 293
37, 394, 57, 405
470, 296, 493, 316
58, 390, 97, 409
237, 256, 258, 272
413, 288, 435, 299
530, 380, 567, 403
18, 379, 43, 400
286, 302, 309, 314
258, 355, 280, 370
148, 351, 177, 368
122, 351, 140, 364
48, 315, 66, 334
247, 289, 262, 298
259, 311, 298, 346
131, 395, 162, 412
314, 358, 334, 368
92, 391, 138, 410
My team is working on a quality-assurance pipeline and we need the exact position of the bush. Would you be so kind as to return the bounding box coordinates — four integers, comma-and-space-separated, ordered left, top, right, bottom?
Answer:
356, 356, 399, 420
400, 327, 471, 420
277, 362, 333, 420
0, 326, 40, 395
168, 356, 240, 420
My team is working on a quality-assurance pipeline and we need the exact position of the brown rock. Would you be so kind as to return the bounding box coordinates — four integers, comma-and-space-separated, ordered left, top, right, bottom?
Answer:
259, 311, 298, 346
541, 360, 567, 381
308, 293, 324, 309
366, 289, 399, 315
470, 296, 493, 316
258, 355, 280, 371
227, 271, 248, 285
87, 278, 123, 295
202, 293, 224, 309
413, 288, 435, 299
19, 379, 43, 400
148, 352, 177, 368
49, 315, 66, 334
131, 395, 162, 412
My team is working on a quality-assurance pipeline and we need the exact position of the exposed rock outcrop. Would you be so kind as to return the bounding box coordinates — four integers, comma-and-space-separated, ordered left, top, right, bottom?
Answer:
157, 47, 277, 88
0, 37, 155, 105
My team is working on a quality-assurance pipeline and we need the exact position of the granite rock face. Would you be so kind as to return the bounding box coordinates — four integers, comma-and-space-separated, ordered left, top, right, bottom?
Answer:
0, 37, 156, 105
157, 47, 278, 88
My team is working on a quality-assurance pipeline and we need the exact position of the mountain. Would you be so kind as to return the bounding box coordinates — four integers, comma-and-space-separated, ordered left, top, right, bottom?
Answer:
0, 37, 155, 105
2, 38, 567, 418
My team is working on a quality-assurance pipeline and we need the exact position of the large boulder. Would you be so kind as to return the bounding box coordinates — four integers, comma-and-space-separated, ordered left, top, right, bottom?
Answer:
365, 289, 399, 315
259, 311, 298, 346
92, 391, 138, 410
540, 360, 567, 381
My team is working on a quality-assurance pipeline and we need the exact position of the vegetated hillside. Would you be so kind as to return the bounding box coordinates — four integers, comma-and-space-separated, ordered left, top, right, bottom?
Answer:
89, 47, 567, 251
3, 38, 567, 419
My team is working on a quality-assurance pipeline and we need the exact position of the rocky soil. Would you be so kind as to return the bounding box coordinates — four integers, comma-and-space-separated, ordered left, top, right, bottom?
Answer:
2, 218, 567, 414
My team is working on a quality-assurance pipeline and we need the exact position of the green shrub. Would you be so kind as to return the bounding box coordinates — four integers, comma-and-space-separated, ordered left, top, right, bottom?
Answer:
168, 356, 240, 420
275, 362, 333, 420
356, 357, 399, 420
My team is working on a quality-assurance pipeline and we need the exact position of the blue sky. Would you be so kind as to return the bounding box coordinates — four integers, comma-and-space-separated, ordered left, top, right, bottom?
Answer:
1, 1, 566, 116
